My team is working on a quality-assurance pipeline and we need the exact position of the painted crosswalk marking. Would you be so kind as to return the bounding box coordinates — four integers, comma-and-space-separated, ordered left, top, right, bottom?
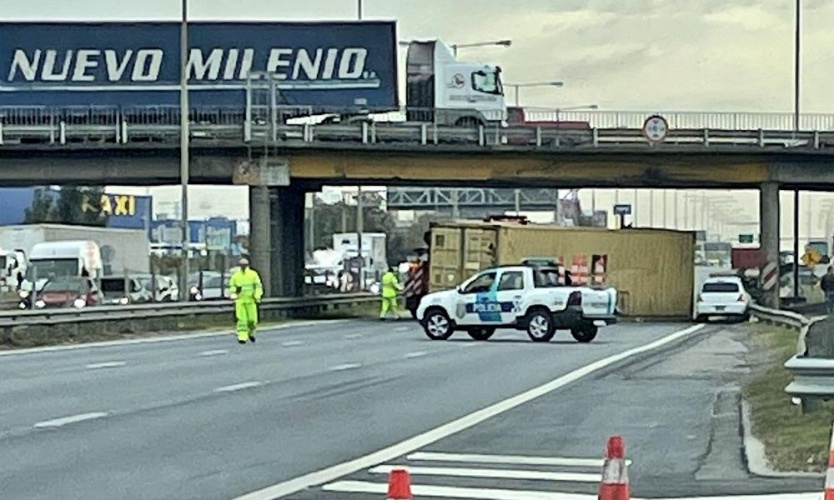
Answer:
406, 451, 633, 467
368, 464, 600, 483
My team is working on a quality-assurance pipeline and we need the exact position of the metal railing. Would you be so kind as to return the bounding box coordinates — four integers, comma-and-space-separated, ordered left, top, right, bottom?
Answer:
2, 105, 834, 150
0, 293, 375, 327
748, 303, 810, 331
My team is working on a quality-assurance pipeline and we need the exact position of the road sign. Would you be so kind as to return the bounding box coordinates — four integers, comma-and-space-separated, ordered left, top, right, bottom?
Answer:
738, 234, 754, 244
642, 114, 669, 143
613, 204, 632, 216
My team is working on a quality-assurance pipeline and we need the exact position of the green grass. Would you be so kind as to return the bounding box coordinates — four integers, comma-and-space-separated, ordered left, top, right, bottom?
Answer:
742, 322, 833, 472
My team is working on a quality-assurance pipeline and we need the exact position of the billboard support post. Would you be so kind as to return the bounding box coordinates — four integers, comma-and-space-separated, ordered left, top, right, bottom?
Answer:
179, 0, 191, 301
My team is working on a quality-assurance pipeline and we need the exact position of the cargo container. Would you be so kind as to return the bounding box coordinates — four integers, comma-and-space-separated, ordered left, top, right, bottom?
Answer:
0, 224, 150, 275
425, 221, 695, 317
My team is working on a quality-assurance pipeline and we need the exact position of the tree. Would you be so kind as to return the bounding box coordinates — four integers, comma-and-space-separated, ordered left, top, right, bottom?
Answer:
24, 187, 109, 227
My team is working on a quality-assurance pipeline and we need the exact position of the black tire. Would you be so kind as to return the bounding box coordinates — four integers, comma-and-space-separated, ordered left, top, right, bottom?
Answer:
525, 309, 556, 342
694, 315, 707, 323
467, 327, 495, 341
570, 323, 598, 343
422, 308, 454, 340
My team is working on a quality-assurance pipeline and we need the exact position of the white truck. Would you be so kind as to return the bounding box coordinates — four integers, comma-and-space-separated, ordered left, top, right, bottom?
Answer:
0, 224, 150, 276
332, 232, 388, 288
416, 264, 617, 343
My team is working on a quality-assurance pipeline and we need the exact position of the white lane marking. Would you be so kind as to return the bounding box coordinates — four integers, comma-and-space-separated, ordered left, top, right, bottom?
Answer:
282, 341, 305, 347
0, 319, 350, 357
345, 333, 363, 339
322, 481, 818, 500
406, 452, 633, 468
34, 412, 109, 429
85, 361, 126, 369
232, 324, 705, 500
369, 465, 599, 483
214, 381, 263, 393
404, 351, 427, 359
322, 481, 597, 499
329, 363, 362, 371
199, 349, 228, 357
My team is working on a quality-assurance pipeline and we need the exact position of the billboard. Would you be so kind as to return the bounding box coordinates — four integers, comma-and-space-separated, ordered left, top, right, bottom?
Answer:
0, 21, 398, 109
149, 217, 240, 253
0, 188, 151, 230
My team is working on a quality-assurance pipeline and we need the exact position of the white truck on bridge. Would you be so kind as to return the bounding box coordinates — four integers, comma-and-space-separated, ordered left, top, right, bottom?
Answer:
416, 263, 617, 343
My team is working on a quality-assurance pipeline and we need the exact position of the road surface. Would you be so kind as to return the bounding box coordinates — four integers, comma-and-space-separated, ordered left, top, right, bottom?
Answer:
0, 318, 821, 499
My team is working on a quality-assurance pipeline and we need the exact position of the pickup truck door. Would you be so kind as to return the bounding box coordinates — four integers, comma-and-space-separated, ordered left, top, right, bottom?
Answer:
494, 269, 526, 324
454, 270, 499, 326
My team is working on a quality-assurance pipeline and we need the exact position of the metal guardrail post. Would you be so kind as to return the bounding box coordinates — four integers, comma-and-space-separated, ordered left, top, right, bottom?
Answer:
592, 128, 599, 147
361, 121, 369, 144
535, 127, 542, 147
59, 121, 66, 145
478, 125, 485, 146
703, 129, 710, 147
757, 129, 764, 147
0, 122, 4, 146
420, 123, 427, 145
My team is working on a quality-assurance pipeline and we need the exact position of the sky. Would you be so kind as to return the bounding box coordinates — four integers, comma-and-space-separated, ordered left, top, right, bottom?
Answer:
10, 0, 834, 244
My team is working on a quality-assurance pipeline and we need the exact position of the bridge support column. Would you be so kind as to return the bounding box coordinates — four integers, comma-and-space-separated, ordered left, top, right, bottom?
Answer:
270, 186, 305, 297
249, 186, 272, 297
760, 182, 780, 308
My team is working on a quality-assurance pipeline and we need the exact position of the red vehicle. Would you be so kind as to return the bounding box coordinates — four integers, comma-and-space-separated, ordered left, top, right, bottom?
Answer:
731, 246, 765, 270
506, 106, 592, 146
35, 277, 102, 309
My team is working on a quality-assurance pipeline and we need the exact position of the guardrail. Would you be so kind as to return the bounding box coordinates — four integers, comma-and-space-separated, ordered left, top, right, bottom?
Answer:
1, 105, 833, 150
748, 303, 811, 331
0, 293, 376, 327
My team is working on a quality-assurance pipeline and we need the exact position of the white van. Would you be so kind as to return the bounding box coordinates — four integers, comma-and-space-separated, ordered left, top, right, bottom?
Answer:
21, 240, 103, 293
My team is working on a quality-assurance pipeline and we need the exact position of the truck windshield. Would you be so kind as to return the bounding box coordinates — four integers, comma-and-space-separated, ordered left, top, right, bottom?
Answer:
472, 69, 503, 95
27, 258, 79, 281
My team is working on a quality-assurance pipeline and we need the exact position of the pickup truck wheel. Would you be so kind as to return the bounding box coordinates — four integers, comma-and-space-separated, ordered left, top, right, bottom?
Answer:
570, 323, 598, 343
525, 310, 555, 342
422, 309, 454, 340
468, 327, 495, 341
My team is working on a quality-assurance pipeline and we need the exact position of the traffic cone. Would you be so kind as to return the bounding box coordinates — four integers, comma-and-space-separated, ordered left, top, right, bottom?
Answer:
598, 435, 630, 500
824, 418, 834, 500
386, 468, 412, 500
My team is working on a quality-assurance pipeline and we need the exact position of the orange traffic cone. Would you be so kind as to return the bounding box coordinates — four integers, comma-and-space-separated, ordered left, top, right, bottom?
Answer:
599, 435, 630, 500
387, 468, 412, 500
825, 420, 834, 500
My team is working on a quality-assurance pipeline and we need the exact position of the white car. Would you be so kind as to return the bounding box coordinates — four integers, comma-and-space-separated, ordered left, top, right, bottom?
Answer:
694, 276, 751, 322
416, 264, 618, 343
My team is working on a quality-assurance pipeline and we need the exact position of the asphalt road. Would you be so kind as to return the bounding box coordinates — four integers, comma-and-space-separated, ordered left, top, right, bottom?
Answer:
0, 318, 700, 500
288, 324, 821, 499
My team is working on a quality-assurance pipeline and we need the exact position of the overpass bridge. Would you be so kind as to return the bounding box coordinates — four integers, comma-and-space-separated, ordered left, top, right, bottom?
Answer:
2, 105, 832, 305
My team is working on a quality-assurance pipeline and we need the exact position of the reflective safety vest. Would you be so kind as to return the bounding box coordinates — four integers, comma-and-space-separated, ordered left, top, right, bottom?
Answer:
229, 268, 264, 302
381, 271, 400, 298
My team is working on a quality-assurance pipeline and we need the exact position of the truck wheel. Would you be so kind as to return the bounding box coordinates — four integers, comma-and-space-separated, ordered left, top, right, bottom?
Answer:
422, 308, 454, 340
570, 323, 598, 343
468, 327, 495, 341
525, 309, 555, 342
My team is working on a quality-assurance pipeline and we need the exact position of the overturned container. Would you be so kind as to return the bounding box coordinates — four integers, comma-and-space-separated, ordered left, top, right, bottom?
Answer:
427, 221, 695, 318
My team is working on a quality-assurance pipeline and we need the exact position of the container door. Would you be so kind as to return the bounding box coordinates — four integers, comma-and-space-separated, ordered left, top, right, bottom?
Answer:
429, 227, 464, 291
461, 227, 498, 282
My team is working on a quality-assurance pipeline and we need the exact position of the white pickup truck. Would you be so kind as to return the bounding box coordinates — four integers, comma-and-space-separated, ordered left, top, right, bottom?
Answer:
416, 264, 617, 343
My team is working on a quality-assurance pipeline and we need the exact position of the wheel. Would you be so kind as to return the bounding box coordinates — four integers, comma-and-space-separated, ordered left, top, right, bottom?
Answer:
570, 323, 598, 343
467, 327, 495, 341
694, 315, 707, 323
525, 309, 556, 342
422, 308, 454, 340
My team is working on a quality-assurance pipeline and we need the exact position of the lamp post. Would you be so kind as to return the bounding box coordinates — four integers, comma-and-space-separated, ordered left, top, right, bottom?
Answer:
450, 39, 512, 57
505, 81, 564, 107
179, 0, 190, 301
793, 0, 801, 132
356, 0, 364, 290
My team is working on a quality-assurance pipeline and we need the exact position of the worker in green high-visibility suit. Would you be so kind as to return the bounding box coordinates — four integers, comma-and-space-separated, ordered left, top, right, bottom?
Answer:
379, 266, 402, 320
228, 257, 263, 344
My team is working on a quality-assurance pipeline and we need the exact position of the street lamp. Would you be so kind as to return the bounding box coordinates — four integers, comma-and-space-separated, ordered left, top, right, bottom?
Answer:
179, 0, 191, 301
505, 81, 564, 107
450, 39, 512, 57
793, 0, 801, 132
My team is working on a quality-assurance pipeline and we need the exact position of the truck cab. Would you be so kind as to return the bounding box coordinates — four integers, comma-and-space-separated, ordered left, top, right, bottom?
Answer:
406, 40, 507, 127
18, 241, 103, 305
416, 264, 617, 343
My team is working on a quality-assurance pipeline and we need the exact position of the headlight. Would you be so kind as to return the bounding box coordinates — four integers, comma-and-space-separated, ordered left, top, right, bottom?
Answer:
190, 286, 199, 295
369, 283, 381, 295
73, 298, 86, 309
35, 300, 46, 309
19, 290, 29, 299
194, 293, 203, 301
18, 302, 26, 309
119, 297, 129, 305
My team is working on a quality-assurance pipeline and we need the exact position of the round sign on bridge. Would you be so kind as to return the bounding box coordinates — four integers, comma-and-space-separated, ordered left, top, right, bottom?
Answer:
642, 115, 669, 143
